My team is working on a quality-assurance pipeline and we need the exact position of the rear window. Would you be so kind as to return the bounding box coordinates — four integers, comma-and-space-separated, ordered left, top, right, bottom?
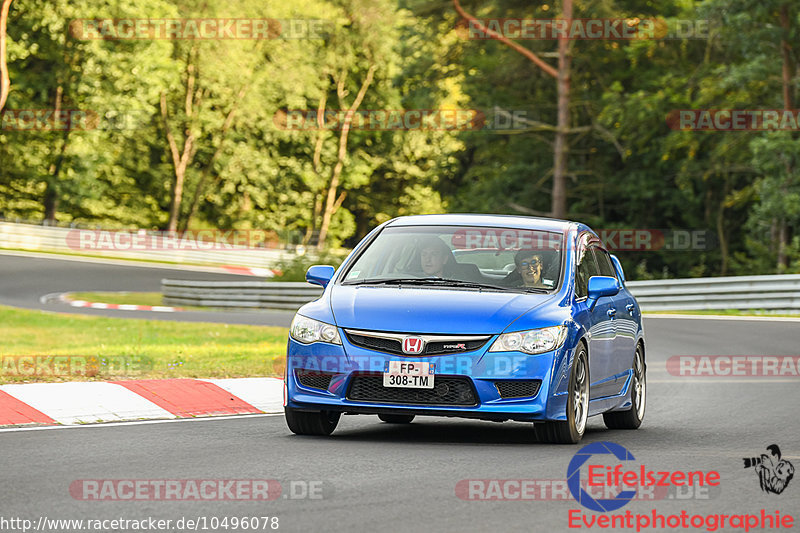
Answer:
342, 226, 564, 291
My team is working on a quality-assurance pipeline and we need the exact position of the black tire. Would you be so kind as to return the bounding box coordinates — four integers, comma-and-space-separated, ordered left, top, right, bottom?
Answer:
603, 343, 646, 430
378, 414, 415, 424
284, 407, 340, 436
535, 343, 589, 444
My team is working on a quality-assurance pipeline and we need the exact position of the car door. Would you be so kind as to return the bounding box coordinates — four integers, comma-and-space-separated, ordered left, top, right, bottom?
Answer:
575, 240, 617, 398
594, 247, 635, 388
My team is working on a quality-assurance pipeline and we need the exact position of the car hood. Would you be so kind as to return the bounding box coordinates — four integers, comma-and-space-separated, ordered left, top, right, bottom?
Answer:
329, 285, 555, 334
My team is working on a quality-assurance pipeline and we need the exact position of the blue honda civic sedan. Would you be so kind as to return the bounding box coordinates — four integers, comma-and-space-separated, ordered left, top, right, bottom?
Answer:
284, 214, 645, 443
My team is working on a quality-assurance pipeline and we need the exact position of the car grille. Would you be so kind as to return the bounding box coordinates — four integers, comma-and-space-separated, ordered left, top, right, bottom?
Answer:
346, 374, 478, 406
344, 330, 490, 356
346, 333, 401, 353
494, 380, 542, 399
295, 370, 335, 391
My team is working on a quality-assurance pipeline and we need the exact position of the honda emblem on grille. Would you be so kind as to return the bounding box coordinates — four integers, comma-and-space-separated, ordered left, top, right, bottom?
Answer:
402, 336, 425, 354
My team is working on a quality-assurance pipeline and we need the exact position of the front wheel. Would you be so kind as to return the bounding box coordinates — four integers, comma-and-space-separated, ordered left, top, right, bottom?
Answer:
535, 343, 589, 444
603, 344, 646, 430
285, 407, 340, 436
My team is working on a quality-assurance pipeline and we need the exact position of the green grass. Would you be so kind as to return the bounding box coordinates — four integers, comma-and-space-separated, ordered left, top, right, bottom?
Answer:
644, 309, 800, 317
0, 305, 288, 383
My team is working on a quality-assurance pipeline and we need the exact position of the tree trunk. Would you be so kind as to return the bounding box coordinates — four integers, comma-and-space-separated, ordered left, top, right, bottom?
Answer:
776, 3, 794, 271
304, 196, 323, 246
43, 85, 69, 224
43, 184, 59, 223
317, 65, 376, 249
777, 219, 787, 272
161, 51, 199, 232
779, 4, 794, 110
161, 90, 195, 233
551, 0, 572, 219
0, 0, 12, 112
716, 176, 729, 276
453, 0, 569, 218
304, 92, 329, 245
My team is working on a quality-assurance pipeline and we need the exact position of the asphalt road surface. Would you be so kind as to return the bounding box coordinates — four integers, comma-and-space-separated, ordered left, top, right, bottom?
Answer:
0, 252, 295, 326
2, 315, 799, 532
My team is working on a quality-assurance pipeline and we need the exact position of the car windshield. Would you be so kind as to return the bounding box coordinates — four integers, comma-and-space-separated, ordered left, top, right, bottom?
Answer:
341, 225, 564, 292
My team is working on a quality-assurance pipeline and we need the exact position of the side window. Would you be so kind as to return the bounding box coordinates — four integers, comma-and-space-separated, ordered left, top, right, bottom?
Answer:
575, 246, 600, 298
594, 248, 617, 279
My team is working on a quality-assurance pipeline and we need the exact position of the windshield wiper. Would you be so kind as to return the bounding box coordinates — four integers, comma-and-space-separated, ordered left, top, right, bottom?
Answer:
346, 277, 511, 291
345, 277, 435, 286
522, 287, 550, 293
433, 278, 512, 291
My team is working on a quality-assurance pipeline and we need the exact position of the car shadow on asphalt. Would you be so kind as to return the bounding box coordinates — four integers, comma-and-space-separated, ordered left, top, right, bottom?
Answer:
300, 417, 613, 446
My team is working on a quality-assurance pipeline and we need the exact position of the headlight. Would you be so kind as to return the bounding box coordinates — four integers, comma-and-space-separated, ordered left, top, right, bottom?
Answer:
488, 326, 568, 355
290, 314, 342, 345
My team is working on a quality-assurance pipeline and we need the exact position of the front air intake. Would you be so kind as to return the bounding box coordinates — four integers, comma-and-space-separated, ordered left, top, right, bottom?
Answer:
295, 370, 335, 391
494, 380, 542, 399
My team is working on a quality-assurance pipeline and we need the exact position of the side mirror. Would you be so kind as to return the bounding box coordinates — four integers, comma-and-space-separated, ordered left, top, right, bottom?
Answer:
609, 254, 626, 283
586, 275, 620, 311
306, 265, 335, 288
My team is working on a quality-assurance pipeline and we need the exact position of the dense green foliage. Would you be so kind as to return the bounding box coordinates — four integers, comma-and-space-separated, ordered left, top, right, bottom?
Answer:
0, 0, 798, 277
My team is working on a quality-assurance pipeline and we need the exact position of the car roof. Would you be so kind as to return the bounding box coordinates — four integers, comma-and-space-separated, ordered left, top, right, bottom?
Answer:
386, 213, 577, 233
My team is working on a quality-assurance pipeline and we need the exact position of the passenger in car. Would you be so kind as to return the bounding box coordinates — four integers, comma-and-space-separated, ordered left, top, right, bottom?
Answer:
419, 236, 451, 277
416, 236, 483, 282
502, 250, 548, 288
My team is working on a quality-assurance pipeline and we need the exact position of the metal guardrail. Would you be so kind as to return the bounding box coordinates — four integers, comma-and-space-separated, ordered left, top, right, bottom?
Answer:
0, 221, 287, 269
162, 280, 323, 310
161, 274, 800, 312
626, 274, 800, 312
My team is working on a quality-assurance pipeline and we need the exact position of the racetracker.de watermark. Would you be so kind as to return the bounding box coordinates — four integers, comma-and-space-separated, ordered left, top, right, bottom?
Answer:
275, 109, 494, 131
290, 355, 527, 376
0, 516, 280, 533
667, 109, 800, 131
1, 109, 148, 131
448, 228, 715, 252
666, 356, 800, 377
456, 479, 719, 501
458, 18, 710, 40
273, 107, 581, 132
69, 479, 329, 501
68, 19, 331, 40
596, 229, 713, 252
64, 229, 280, 251
1, 355, 153, 378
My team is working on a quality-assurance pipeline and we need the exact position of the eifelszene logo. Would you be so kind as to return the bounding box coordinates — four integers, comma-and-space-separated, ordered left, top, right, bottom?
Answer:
567, 441, 721, 513
743, 445, 795, 495
567, 442, 637, 512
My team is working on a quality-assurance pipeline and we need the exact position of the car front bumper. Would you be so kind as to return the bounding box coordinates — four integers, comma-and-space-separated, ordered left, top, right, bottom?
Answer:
285, 335, 574, 422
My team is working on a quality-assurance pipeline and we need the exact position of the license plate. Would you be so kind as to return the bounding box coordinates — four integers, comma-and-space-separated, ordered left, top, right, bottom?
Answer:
383, 361, 434, 389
